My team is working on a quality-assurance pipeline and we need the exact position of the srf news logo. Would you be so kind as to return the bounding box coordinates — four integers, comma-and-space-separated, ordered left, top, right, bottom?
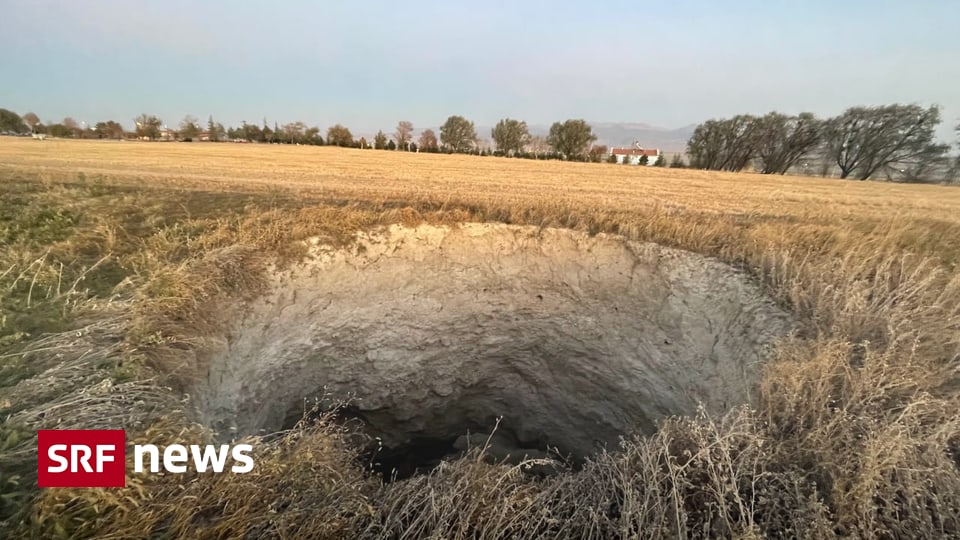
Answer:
38, 430, 254, 488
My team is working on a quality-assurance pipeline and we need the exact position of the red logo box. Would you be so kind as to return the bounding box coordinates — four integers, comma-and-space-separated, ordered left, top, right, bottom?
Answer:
37, 430, 126, 488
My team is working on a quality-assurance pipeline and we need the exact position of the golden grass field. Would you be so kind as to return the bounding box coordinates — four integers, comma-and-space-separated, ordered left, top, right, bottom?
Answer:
2, 138, 960, 538
4, 138, 960, 222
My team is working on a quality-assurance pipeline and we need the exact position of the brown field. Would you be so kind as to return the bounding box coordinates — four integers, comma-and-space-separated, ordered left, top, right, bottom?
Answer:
4, 138, 960, 222
1, 138, 959, 539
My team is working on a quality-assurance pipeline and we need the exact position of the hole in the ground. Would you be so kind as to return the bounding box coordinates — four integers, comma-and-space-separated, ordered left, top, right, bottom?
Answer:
194, 224, 794, 478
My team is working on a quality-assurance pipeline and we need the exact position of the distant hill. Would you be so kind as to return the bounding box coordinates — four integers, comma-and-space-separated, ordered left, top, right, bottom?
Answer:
578, 122, 695, 152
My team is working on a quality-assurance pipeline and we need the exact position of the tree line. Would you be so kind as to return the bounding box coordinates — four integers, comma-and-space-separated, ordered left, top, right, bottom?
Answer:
687, 104, 959, 182
4, 104, 957, 182
0, 107, 639, 163
0, 107, 736, 172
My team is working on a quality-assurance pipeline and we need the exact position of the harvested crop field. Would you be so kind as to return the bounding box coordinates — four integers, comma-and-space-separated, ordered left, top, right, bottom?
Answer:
2, 138, 960, 538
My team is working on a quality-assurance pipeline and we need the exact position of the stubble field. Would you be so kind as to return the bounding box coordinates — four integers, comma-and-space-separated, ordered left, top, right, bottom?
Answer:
1, 138, 959, 539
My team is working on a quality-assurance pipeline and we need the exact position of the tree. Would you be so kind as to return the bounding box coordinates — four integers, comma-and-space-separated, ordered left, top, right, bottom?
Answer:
491, 118, 531, 156
94, 121, 125, 139
47, 123, 73, 138
394, 121, 414, 150
587, 144, 608, 163
0, 109, 29, 134
638, 155, 649, 166
62, 117, 81, 137
686, 120, 722, 169
754, 112, 823, 174
528, 135, 549, 157
606, 152, 619, 164
134, 114, 162, 140
418, 129, 438, 152
291, 124, 303, 144
892, 152, 953, 184
653, 154, 666, 167
547, 119, 597, 160
239, 122, 262, 143
260, 120, 273, 143
386, 139, 397, 151
669, 153, 686, 168
824, 104, 947, 180
476, 138, 493, 155
955, 122, 960, 177
373, 130, 388, 149
22, 112, 41, 132
282, 121, 307, 144
439, 115, 477, 153
179, 115, 200, 140
358, 136, 369, 149
207, 115, 226, 142
327, 124, 354, 147
305, 126, 323, 145
686, 115, 760, 171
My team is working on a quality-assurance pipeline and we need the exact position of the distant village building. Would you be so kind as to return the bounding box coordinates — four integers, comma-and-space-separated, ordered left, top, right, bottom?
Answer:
611, 143, 661, 165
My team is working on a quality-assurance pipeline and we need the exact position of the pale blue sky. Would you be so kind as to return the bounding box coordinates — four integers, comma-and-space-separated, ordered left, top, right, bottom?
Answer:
2, 0, 958, 139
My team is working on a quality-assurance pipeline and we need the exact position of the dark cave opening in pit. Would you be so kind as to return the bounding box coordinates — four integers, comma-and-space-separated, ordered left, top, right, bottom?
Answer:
283, 403, 568, 481
193, 224, 794, 479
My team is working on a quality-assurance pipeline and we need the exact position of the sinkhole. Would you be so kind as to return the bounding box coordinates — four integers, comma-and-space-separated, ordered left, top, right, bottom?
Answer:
193, 223, 794, 477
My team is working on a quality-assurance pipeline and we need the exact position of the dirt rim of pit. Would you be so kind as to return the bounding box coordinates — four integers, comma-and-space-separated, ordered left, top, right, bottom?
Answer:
192, 223, 794, 472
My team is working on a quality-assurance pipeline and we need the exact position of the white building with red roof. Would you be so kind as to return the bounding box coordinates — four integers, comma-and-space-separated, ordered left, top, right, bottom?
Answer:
611, 143, 661, 165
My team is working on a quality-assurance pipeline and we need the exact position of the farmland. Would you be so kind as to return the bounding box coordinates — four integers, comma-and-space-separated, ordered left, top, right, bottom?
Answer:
2, 138, 960, 538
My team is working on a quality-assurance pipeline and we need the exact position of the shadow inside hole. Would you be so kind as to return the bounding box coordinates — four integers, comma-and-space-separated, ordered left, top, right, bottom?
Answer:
283, 403, 570, 482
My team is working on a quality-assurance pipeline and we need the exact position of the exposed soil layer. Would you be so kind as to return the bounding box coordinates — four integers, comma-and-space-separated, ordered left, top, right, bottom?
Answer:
194, 224, 793, 473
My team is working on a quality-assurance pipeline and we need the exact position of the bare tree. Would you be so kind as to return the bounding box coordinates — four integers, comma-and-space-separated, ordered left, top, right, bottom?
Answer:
282, 122, 308, 144
394, 121, 414, 150
754, 112, 823, 174
61, 117, 83, 137
22, 112, 41, 132
588, 144, 608, 163
134, 114, 162, 140
686, 115, 761, 171
527, 135, 549, 157
824, 104, 947, 180
418, 129, 438, 152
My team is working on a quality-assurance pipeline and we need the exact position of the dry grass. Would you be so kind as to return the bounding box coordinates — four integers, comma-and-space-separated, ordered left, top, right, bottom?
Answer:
1, 138, 959, 538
